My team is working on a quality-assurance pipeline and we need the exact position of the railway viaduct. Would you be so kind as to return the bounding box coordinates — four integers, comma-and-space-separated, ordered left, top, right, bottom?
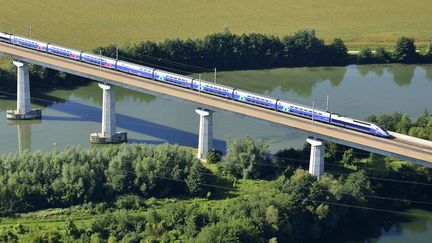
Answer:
1, 42, 432, 179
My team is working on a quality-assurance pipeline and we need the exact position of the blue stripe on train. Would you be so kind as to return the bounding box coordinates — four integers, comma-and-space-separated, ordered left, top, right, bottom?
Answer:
330, 119, 371, 132
279, 107, 330, 122
154, 74, 191, 88
117, 66, 152, 78
194, 85, 233, 98
233, 94, 276, 108
15, 41, 37, 49
48, 49, 76, 59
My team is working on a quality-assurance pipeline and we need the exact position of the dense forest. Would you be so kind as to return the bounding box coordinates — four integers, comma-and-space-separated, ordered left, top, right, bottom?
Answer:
0, 110, 431, 242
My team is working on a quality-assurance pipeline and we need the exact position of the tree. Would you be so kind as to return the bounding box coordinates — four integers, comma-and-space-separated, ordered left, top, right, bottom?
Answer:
65, 218, 80, 239
324, 142, 338, 160
106, 150, 135, 194
219, 137, 272, 179
393, 37, 417, 63
282, 29, 326, 66
327, 38, 348, 65
341, 149, 355, 166
357, 48, 373, 64
206, 149, 223, 163
375, 47, 391, 63
186, 162, 206, 196
396, 114, 412, 134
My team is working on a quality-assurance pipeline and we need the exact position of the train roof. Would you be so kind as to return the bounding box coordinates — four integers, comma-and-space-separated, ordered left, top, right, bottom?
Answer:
116, 60, 155, 70
154, 69, 193, 79
278, 99, 330, 114
234, 89, 278, 101
47, 43, 81, 53
81, 51, 117, 61
195, 79, 236, 90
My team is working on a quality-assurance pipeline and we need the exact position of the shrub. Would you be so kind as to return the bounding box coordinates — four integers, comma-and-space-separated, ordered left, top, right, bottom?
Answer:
393, 37, 417, 63
206, 149, 223, 163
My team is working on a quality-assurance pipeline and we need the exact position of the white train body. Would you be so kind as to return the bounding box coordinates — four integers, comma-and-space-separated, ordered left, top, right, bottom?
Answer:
153, 69, 193, 88
116, 60, 154, 79
47, 43, 82, 60
192, 79, 235, 99
0, 31, 391, 138
233, 89, 277, 109
11, 35, 48, 52
277, 100, 331, 122
0, 32, 11, 42
81, 52, 116, 69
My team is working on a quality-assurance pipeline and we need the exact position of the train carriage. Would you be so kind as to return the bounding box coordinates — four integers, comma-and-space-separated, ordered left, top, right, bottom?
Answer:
81, 52, 116, 69
192, 79, 235, 99
0, 31, 392, 138
116, 61, 154, 79
233, 89, 277, 109
277, 100, 331, 122
47, 43, 82, 60
10, 35, 48, 52
153, 69, 193, 88
330, 114, 390, 137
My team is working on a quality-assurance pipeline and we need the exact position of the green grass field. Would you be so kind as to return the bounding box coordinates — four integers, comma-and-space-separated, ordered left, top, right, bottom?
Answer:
1, 0, 431, 50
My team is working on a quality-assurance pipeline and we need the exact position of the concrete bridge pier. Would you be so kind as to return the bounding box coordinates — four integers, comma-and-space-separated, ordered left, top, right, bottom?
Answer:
307, 137, 325, 179
90, 83, 127, 144
195, 107, 214, 160
6, 60, 41, 119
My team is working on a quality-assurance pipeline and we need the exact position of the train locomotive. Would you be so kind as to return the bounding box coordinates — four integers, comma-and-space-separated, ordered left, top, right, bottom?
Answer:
0, 32, 391, 138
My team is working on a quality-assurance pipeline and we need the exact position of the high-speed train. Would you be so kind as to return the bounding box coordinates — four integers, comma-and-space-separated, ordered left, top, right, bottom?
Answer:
0, 32, 391, 138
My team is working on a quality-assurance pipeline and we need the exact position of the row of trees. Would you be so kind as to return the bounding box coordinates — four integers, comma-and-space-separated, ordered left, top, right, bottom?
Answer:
0, 144, 208, 215
99, 29, 349, 72
98, 30, 432, 73
357, 37, 432, 64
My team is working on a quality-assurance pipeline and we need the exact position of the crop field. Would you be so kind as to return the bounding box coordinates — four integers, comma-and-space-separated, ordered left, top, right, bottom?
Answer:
0, 0, 431, 50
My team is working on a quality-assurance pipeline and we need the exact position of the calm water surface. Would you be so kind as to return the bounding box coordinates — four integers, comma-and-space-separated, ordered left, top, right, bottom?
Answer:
0, 64, 431, 154
364, 209, 432, 243
0, 64, 431, 241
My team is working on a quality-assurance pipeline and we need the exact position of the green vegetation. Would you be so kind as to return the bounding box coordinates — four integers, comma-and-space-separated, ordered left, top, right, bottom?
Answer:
0, 144, 208, 215
98, 31, 432, 73
1, 124, 432, 242
98, 29, 348, 71
368, 109, 432, 140
357, 37, 431, 64
1, 1, 432, 50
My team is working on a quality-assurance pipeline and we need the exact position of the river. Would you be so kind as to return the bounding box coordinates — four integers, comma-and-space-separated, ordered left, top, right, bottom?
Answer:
0, 64, 431, 154
0, 63, 431, 241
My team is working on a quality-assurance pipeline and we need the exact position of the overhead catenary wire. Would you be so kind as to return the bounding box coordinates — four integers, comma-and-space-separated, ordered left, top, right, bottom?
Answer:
0, 25, 405, 120
148, 163, 432, 206
1, 27, 430, 182
138, 172, 432, 219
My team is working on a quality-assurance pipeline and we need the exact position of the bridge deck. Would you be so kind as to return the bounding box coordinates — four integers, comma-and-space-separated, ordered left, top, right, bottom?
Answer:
1, 42, 432, 166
